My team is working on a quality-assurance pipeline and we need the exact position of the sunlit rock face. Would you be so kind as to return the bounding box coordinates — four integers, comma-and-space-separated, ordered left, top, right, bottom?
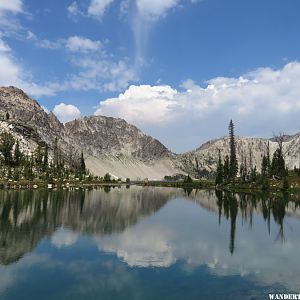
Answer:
180, 135, 300, 176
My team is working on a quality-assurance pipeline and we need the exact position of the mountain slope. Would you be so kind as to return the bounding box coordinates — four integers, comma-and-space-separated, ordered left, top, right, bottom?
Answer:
179, 134, 300, 177
1, 86, 300, 180
0, 86, 181, 180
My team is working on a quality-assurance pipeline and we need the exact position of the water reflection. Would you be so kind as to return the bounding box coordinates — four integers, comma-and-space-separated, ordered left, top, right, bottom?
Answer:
0, 187, 172, 265
0, 186, 300, 296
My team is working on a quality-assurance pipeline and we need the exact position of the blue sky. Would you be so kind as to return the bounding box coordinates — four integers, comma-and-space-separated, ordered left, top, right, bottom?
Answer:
1, 0, 300, 152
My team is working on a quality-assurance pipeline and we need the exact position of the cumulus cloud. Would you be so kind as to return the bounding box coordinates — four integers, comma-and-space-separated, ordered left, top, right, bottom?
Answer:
95, 62, 300, 152
95, 84, 178, 124
53, 103, 81, 123
65, 36, 102, 53
88, 0, 115, 19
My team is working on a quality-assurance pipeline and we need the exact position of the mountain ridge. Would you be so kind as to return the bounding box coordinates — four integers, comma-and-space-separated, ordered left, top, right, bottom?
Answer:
1, 86, 300, 180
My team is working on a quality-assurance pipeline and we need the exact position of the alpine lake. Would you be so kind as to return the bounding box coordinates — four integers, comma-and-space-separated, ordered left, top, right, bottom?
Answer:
0, 186, 300, 300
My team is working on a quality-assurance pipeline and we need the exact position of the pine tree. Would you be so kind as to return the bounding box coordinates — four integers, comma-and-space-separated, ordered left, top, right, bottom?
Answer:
223, 155, 230, 183
215, 150, 224, 185
34, 145, 43, 171
0, 132, 15, 166
271, 148, 285, 178
14, 139, 22, 166
261, 155, 269, 177
43, 146, 48, 172
53, 137, 59, 169
282, 176, 289, 190
228, 120, 238, 181
266, 141, 271, 176
80, 152, 86, 175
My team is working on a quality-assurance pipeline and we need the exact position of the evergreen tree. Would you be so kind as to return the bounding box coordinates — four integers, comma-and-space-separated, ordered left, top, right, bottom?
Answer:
0, 132, 15, 166
13, 139, 22, 166
53, 137, 59, 169
282, 176, 289, 190
261, 155, 269, 177
80, 152, 86, 175
34, 145, 43, 173
271, 148, 285, 178
223, 155, 230, 183
266, 141, 271, 176
215, 150, 224, 185
43, 146, 48, 171
228, 120, 238, 181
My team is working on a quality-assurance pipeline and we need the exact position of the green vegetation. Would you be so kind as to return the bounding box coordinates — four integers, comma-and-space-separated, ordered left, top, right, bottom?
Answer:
0, 132, 86, 183
215, 122, 294, 192
0, 132, 126, 188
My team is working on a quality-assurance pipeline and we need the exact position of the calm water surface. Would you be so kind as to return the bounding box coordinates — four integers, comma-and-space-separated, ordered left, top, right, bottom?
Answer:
0, 186, 300, 300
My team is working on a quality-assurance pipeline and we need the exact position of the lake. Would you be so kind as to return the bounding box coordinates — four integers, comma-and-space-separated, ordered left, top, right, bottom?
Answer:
0, 186, 299, 300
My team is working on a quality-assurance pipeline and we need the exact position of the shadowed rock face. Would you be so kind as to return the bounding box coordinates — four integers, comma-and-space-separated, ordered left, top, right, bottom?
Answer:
0, 186, 174, 265
0, 87, 64, 146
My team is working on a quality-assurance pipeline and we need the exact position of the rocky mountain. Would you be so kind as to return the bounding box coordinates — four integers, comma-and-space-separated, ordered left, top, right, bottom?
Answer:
1, 86, 300, 180
65, 116, 169, 159
179, 134, 300, 177
0, 86, 180, 180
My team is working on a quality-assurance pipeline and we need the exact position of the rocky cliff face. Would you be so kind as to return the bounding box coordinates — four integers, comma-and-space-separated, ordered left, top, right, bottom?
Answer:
65, 116, 170, 160
179, 134, 300, 177
0, 87, 64, 146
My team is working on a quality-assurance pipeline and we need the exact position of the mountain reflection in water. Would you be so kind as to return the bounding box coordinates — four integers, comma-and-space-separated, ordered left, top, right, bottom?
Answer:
0, 186, 300, 299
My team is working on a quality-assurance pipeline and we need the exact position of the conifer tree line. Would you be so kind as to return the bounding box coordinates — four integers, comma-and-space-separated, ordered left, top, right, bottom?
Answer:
0, 132, 87, 182
215, 120, 289, 189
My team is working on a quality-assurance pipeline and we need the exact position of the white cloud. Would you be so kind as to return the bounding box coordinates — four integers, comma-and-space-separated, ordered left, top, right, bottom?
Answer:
136, 0, 179, 19
95, 85, 177, 124
24, 33, 136, 93
0, 0, 24, 33
88, 0, 115, 19
69, 58, 137, 92
53, 103, 81, 123
0, 37, 59, 97
65, 36, 102, 53
95, 62, 300, 151
0, 0, 23, 14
